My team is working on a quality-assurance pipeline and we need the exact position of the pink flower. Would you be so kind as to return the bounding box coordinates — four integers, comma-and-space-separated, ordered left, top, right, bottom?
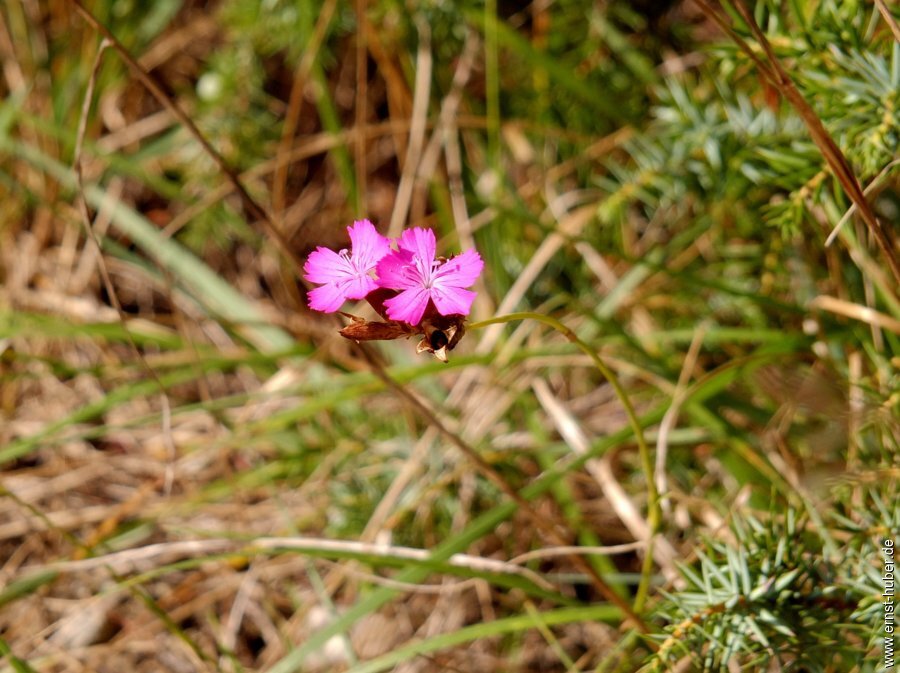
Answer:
303, 220, 391, 312
376, 227, 483, 326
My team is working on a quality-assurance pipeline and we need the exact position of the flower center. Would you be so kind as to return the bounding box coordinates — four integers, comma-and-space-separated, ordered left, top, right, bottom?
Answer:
332, 248, 372, 293
339, 249, 367, 277
412, 257, 441, 289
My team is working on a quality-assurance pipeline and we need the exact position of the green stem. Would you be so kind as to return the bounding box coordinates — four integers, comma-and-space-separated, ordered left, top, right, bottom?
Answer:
468, 312, 660, 613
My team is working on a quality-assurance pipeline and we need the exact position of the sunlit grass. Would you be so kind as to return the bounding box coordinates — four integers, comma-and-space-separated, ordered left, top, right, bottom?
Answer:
0, 1, 897, 671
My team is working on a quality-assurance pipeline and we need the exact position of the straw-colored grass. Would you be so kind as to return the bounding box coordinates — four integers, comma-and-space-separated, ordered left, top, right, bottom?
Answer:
1, 1, 897, 671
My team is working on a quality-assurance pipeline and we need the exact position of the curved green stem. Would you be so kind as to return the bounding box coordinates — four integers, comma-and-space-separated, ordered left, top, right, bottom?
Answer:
468, 312, 660, 613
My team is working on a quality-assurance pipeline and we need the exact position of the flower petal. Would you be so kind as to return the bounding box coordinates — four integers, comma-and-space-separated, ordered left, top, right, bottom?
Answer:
397, 227, 436, 265
384, 287, 431, 325
342, 274, 378, 300
376, 249, 420, 290
430, 286, 476, 317
348, 219, 391, 271
433, 249, 483, 288
307, 283, 347, 313
303, 247, 353, 284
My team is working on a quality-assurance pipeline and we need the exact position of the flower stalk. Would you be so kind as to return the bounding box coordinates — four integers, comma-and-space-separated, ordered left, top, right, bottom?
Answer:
468, 311, 661, 612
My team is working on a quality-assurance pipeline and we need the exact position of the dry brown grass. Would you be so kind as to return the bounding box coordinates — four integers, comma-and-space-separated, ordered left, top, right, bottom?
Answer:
0, 2, 655, 671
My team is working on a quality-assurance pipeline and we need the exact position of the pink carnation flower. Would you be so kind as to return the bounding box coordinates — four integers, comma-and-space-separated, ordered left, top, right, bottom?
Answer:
376, 227, 483, 326
303, 219, 391, 312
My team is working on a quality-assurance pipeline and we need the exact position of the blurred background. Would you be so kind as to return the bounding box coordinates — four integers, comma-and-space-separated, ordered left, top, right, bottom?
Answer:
0, 1, 897, 671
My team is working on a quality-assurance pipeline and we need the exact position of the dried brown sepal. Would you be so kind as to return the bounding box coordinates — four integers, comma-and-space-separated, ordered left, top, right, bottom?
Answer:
338, 314, 417, 341
338, 305, 468, 362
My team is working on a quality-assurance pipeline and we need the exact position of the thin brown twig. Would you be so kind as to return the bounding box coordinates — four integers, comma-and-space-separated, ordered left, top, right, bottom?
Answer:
67, 0, 307, 274
271, 0, 339, 217
826, 158, 900, 247
698, 0, 900, 287
355, 0, 368, 215
875, 0, 900, 44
